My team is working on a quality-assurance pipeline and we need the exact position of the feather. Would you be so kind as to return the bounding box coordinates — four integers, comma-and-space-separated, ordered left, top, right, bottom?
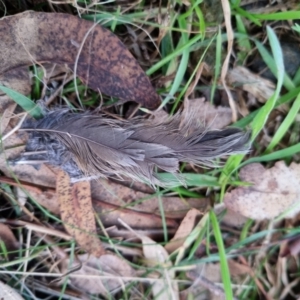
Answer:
16, 109, 251, 186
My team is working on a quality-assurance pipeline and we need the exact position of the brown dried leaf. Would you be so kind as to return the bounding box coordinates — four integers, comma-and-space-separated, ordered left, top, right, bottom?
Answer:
0, 11, 160, 109
117, 219, 179, 299
64, 253, 135, 295
0, 101, 17, 134
0, 223, 19, 255
0, 68, 30, 135
57, 171, 104, 257
183, 263, 225, 300
224, 162, 300, 220
91, 179, 209, 219
0, 126, 57, 187
0, 176, 59, 215
93, 199, 177, 229
140, 235, 179, 300
214, 203, 248, 229
227, 66, 275, 103
165, 208, 201, 253
182, 98, 233, 130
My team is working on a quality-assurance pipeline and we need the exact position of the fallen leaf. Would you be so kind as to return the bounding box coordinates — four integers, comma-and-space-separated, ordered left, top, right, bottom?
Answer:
64, 253, 135, 295
0, 223, 19, 257
182, 260, 253, 300
91, 179, 209, 219
0, 126, 57, 187
141, 235, 179, 300
182, 263, 225, 300
93, 199, 177, 229
0, 67, 31, 103
57, 171, 104, 257
181, 98, 233, 130
0, 11, 160, 109
105, 226, 177, 242
0, 101, 17, 135
283, 236, 300, 256
227, 66, 275, 103
165, 208, 201, 253
0, 281, 25, 300
118, 219, 179, 300
224, 162, 300, 220
214, 203, 248, 228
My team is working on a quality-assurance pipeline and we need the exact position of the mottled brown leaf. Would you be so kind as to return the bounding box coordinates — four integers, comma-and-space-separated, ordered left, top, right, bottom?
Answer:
0, 11, 160, 109
56, 170, 104, 257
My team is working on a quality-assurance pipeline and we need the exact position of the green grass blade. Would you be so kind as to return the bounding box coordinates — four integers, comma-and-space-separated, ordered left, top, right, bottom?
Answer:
161, 14, 190, 107
210, 26, 222, 103
266, 92, 300, 152
235, 15, 251, 63
242, 143, 300, 166
251, 26, 284, 140
210, 210, 233, 299
254, 40, 295, 91
251, 11, 300, 21
146, 34, 203, 75
220, 26, 284, 188
232, 6, 262, 26
156, 173, 219, 188
234, 86, 300, 128
0, 86, 43, 118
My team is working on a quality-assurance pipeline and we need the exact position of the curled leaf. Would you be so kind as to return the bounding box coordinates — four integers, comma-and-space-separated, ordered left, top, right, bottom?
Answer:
56, 170, 104, 256
0, 11, 160, 108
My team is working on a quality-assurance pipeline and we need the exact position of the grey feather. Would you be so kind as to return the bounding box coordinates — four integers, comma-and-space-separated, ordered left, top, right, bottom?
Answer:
16, 109, 251, 186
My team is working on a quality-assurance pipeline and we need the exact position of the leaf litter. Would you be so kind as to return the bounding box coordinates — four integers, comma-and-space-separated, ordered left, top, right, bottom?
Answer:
56, 170, 105, 257
0, 11, 160, 109
224, 161, 300, 219
0, 2, 298, 299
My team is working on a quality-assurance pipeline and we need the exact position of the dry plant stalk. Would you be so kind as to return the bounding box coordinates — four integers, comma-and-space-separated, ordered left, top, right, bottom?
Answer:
15, 109, 251, 186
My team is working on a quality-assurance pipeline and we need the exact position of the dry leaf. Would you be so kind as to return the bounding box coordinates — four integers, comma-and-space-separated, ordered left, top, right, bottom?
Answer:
140, 235, 179, 300
183, 263, 225, 300
92, 179, 209, 219
0, 176, 59, 215
227, 66, 275, 103
224, 162, 300, 220
165, 208, 201, 253
0, 223, 19, 256
214, 203, 248, 228
93, 199, 177, 229
57, 171, 104, 256
0, 62, 34, 117
0, 127, 57, 187
0, 11, 160, 108
118, 219, 179, 299
0, 281, 25, 300
64, 253, 135, 295
182, 98, 233, 130
0, 101, 17, 134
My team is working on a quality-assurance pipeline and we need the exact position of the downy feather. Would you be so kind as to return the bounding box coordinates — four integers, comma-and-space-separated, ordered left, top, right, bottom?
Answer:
17, 109, 251, 186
